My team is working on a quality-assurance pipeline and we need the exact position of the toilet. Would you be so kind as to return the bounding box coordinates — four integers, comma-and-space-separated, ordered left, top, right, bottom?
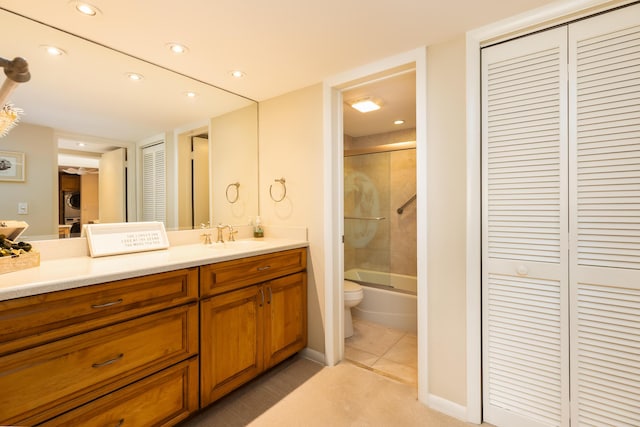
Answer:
343, 280, 364, 338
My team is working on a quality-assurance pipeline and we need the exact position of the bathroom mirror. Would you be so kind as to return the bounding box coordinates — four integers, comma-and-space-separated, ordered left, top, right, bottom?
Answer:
0, 8, 259, 239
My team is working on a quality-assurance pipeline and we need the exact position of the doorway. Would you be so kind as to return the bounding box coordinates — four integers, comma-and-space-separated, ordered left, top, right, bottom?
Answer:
177, 126, 210, 230
341, 71, 418, 385
58, 137, 130, 236
324, 47, 428, 402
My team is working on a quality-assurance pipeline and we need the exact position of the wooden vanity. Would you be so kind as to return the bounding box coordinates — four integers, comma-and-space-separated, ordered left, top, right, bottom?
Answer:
0, 246, 307, 426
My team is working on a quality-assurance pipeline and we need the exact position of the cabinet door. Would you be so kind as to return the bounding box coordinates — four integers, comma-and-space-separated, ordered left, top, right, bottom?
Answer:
200, 285, 263, 406
264, 272, 307, 369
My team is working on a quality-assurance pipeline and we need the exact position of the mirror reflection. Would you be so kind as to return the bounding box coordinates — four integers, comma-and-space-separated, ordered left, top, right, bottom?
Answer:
0, 8, 259, 240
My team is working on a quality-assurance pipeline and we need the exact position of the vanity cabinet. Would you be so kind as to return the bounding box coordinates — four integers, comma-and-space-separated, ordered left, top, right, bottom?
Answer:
199, 248, 307, 406
0, 268, 199, 426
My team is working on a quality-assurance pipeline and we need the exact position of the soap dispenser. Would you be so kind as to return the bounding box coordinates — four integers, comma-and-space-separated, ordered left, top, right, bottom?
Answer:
253, 216, 264, 238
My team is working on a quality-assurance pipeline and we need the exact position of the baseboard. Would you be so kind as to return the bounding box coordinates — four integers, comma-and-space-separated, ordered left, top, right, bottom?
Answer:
300, 347, 326, 365
428, 394, 469, 423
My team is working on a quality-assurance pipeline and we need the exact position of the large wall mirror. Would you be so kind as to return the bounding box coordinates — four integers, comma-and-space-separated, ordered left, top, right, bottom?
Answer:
0, 8, 259, 240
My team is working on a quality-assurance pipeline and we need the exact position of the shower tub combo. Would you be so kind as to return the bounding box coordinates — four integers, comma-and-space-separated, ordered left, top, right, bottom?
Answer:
344, 268, 417, 334
343, 144, 417, 334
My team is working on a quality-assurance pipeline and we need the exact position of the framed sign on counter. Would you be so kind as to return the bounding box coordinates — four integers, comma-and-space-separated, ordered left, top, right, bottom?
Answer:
84, 222, 169, 257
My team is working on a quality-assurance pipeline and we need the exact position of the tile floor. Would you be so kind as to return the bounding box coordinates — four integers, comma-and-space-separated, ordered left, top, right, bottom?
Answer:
344, 318, 417, 386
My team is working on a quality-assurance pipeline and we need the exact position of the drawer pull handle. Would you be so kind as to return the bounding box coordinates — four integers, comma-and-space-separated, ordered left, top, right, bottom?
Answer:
259, 289, 265, 307
267, 287, 272, 304
91, 299, 124, 309
92, 353, 124, 368
257, 265, 271, 271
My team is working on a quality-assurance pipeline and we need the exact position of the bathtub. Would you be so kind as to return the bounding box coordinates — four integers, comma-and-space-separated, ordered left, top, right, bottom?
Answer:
344, 269, 417, 333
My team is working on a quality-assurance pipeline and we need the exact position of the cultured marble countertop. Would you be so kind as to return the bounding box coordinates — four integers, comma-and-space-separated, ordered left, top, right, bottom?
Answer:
0, 238, 308, 301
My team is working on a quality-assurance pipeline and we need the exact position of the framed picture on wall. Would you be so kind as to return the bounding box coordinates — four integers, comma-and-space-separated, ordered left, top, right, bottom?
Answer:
0, 151, 25, 182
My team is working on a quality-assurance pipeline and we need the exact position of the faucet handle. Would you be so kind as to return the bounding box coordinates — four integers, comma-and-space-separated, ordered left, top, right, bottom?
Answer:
228, 225, 237, 242
201, 226, 212, 245
202, 233, 212, 245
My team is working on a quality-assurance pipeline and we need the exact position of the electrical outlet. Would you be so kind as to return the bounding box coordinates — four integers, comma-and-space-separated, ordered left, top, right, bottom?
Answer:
17, 202, 28, 215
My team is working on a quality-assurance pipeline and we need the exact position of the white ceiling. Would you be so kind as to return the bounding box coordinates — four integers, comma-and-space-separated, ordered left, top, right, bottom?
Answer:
1, 0, 558, 102
343, 70, 416, 137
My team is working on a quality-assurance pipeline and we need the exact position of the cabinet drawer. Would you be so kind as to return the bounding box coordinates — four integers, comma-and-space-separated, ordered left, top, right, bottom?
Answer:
0, 304, 198, 426
200, 248, 307, 296
41, 358, 199, 427
0, 267, 198, 355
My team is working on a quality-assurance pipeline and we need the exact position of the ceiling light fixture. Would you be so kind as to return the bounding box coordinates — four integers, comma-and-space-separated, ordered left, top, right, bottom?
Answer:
230, 70, 245, 78
74, 2, 101, 16
351, 98, 381, 113
394, 120, 405, 125
185, 91, 198, 98
43, 46, 66, 56
125, 72, 144, 81
167, 43, 189, 54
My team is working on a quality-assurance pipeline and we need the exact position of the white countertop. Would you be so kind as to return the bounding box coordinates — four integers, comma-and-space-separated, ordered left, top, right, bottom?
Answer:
0, 238, 308, 301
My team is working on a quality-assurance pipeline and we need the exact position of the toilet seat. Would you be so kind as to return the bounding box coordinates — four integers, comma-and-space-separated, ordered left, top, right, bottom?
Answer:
344, 280, 363, 301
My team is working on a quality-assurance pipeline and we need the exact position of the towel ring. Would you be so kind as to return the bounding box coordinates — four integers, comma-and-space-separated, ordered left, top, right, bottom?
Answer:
269, 177, 286, 202
225, 182, 240, 204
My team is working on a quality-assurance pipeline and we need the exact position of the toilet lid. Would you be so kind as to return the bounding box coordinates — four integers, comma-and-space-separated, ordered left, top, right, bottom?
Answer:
344, 280, 362, 292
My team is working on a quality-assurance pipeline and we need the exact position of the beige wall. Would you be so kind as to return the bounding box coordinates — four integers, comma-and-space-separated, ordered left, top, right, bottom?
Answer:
258, 84, 326, 354
211, 103, 259, 226
0, 123, 57, 238
427, 36, 468, 405
257, 37, 469, 406
80, 173, 99, 225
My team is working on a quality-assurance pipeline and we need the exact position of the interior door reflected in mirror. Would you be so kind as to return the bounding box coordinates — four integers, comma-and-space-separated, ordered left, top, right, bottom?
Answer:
0, 7, 259, 240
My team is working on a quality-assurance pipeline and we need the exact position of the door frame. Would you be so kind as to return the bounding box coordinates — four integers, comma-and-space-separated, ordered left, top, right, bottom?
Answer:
323, 46, 429, 401
465, 0, 630, 423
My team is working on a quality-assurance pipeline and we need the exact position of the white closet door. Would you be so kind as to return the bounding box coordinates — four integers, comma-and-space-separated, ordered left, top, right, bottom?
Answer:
569, 5, 640, 426
142, 142, 166, 223
482, 27, 570, 427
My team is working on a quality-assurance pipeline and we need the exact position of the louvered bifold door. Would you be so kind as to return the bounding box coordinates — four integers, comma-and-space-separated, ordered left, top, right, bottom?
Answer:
569, 5, 640, 426
142, 142, 167, 223
481, 27, 570, 427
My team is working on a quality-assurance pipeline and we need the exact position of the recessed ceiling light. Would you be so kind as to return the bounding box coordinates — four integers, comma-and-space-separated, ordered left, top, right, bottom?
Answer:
74, 2, 101, 16
351, 98, 381, 113
185, 91, 198, 98
77, 142, 86, 147
43, 45, 66, 56
394, 120, 405, 125
167, 43, 189, 54
230, 70, 245, 78
125, 72, 144, 81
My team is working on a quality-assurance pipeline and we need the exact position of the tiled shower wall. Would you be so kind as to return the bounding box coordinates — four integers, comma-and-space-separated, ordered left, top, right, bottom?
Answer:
344, 130, 417, 277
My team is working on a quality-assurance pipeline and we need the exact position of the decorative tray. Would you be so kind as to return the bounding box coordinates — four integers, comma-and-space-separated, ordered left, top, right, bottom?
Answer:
0, 220, 39, 274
